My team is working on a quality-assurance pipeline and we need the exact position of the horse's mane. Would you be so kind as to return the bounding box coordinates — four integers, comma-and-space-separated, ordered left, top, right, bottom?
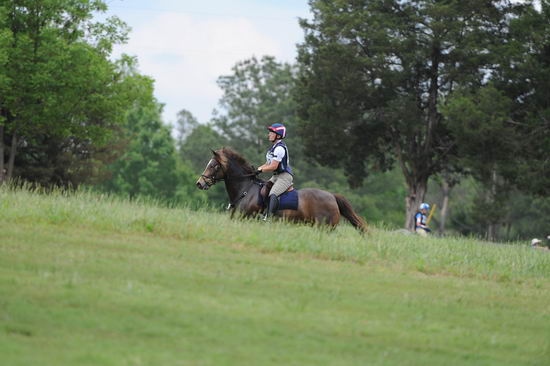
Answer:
216, 147, 256, 175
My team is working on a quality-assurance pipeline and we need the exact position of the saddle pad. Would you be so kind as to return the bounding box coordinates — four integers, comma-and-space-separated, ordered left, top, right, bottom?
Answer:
278, 189, 299, 211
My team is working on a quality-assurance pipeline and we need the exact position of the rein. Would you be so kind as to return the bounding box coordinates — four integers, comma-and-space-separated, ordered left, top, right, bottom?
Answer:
227, 179, 259, 210
201, 171, 257, 187
200, 173, 223, 187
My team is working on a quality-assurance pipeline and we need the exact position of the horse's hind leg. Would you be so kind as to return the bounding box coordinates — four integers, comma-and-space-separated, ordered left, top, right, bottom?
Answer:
329, 207, 340, 227
313, 203, 340, 227
325, 211, 340, 231
294, 199, 339, 229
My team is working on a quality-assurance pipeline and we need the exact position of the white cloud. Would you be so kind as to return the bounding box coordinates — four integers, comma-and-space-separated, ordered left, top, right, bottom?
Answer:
113, 13, 284, 124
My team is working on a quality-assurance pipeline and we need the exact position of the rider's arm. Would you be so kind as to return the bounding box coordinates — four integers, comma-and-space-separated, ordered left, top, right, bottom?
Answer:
415, 214, 425, 228
258, 160, 279, 172
258, 146, 285, 173
416, 214, 429, 229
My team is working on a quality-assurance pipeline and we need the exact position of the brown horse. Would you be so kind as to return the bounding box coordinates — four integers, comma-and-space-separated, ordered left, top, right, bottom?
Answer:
196, 148, 367, 233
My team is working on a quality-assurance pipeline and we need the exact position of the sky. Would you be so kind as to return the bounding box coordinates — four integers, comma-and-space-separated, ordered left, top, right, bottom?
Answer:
100, 0, 311, 126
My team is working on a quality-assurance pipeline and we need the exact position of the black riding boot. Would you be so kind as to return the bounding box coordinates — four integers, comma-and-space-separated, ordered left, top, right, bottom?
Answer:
263, 194, 279, 221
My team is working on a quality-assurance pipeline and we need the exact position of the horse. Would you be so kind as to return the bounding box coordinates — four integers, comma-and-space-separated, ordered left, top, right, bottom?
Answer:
196, 148, 367, 233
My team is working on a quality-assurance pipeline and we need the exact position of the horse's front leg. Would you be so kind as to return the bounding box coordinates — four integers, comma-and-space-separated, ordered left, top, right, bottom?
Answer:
231, 202, 263, 220
242, 206, 264, 219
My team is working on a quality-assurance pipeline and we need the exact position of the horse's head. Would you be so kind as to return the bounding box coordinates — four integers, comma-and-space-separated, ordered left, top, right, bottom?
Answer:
196, 150, 225, 190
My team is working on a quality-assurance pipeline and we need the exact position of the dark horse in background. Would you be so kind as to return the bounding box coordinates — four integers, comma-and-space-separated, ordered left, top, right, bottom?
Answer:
196, 148, 367, 233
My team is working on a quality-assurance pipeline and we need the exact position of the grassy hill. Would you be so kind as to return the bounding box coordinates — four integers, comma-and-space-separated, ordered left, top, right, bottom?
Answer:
1, 186, 549, 365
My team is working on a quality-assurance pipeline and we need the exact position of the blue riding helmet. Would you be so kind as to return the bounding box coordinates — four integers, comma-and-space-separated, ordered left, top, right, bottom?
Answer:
267, 123, 287, 139
419, 203, 430, 211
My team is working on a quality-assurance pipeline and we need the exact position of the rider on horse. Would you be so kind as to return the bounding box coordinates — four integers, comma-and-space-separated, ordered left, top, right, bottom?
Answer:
414, 203, 431, 236
256, 123, 293, 221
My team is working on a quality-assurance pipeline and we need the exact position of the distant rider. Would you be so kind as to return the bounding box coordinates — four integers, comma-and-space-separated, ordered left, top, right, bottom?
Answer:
256, 123, 293, 221
415, 203, 431, 236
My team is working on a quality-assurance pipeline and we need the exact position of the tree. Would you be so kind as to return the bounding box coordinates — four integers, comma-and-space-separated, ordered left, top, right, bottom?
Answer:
491, 0, 550, 196
179, 124, 227, 172
102, 100, 181, 200
213, 55, 297, 161
174, 108, 199, 149
441, 85, 518, 239
178, 121, 228, 209
440, 2, 550, 237
102, 99, 209, 206
433, 171, 461, 234
295, 0, 525, 229
0, 0, 136, 185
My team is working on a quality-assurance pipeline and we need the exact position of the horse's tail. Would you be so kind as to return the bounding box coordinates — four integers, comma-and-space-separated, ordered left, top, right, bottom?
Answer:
333, 193, 368, 233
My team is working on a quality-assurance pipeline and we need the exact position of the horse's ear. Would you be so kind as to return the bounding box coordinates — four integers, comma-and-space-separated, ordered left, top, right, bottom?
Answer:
211, 149, 218, 156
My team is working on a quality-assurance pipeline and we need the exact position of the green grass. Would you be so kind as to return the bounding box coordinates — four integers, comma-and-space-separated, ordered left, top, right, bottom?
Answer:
1, 186, 549, 365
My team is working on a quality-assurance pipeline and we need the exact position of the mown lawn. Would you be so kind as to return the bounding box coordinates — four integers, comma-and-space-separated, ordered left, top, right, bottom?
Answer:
0, 187, 549, 365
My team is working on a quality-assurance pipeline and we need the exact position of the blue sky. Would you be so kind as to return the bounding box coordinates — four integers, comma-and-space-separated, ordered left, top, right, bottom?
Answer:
101, 0, 311, 126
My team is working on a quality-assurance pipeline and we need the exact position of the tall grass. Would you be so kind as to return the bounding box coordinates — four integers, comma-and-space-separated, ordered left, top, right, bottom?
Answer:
1, 183, 548, 283
2, 183, 550, 366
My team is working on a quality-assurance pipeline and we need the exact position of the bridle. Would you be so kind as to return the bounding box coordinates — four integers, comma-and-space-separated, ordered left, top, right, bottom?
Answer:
201, 158, 261, 187
200, 157, 261, 208
201, 159, 224, 187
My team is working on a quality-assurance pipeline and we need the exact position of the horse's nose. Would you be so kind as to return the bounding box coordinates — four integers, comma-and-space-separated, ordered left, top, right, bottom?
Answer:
196, 179, 207, 190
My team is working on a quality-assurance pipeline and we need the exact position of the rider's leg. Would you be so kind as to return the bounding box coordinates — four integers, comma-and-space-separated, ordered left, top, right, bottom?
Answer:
415, 228, 429, 237
264, 194, 279, 221
269, 172, 293, 196
263, 173, 293, 221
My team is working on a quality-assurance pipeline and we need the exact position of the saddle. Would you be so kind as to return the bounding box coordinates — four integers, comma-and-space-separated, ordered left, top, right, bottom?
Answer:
258, 181, 298, 211
259, 181, 294, 202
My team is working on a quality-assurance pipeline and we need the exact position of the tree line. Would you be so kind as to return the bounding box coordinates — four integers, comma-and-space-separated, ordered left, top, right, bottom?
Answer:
1, 0, 548, 241
296, 0, 550, 233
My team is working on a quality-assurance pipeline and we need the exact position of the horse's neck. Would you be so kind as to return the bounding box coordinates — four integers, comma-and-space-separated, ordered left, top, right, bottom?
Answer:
223, 170, 256, 203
